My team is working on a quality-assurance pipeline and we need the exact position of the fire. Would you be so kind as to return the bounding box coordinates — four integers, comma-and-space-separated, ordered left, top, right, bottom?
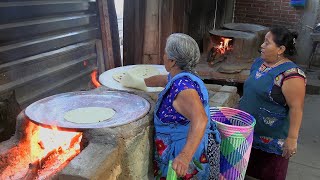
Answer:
0, 121, 83, 180
31, 126, 82, 161
91, 70, 101, 88
30, 125, 82, 178
215, 37, 232, 54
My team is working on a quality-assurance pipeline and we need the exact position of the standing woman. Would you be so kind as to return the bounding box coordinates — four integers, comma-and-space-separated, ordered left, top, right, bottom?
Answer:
239, 26, 306, 180
149, 33, 220, 179
121, 33, 221, 179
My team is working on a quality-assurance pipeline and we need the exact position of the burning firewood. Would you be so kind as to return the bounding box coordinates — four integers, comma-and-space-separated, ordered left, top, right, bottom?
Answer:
207, 36, 232, 66
23, 160, 41, 180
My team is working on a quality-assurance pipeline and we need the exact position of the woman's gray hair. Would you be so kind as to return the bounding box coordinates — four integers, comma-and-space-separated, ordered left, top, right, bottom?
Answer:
165, 33, 200, 73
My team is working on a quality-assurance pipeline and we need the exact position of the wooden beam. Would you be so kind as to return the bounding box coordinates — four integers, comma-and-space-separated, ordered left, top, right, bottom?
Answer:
106, 0, 121, 68
97, 0, 121, 70
159, 0, 173, 65
159, 0, 189, 65
123, 0, 146, 65
142, 0, 160, 64
95, 40, 106, 74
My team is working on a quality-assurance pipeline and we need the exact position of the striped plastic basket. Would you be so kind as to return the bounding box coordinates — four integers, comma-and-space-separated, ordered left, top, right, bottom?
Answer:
210, 107, 256, 180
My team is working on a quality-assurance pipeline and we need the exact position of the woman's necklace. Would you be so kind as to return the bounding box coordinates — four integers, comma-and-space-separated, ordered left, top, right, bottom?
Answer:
259, 59, 286, 74
265, 59, 286, 68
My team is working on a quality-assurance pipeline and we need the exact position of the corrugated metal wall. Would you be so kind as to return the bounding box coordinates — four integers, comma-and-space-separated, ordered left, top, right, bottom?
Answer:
0, 0, 100, 108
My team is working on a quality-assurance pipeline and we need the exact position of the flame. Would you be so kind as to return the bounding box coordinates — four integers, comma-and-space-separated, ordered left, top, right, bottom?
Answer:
0, 122, 83, 180
32, 126, 82, 159
215, 37, 232, 54
91, 70, 101, 88
30, 125, 82, 172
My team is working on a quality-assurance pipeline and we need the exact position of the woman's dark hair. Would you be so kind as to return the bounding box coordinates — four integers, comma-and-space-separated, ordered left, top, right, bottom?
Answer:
270, 26, 298, 57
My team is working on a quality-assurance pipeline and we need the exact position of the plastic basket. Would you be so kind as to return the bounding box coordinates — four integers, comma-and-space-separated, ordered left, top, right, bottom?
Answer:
210, 107, 256, 180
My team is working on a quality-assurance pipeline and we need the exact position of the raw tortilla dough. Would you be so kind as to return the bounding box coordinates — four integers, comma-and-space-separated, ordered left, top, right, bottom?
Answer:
64, 107, 116, 124
112, 66, 160, 82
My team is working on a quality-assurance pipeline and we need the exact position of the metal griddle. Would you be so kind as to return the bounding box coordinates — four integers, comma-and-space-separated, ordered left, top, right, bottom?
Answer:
99, 65, 168, 92
25, 91, 150, 129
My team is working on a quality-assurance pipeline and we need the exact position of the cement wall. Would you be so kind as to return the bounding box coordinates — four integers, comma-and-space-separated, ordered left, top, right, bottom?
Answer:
295, 0, 320, 67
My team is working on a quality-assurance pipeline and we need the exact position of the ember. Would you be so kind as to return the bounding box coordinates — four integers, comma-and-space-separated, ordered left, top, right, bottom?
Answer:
0, 120, 82, 180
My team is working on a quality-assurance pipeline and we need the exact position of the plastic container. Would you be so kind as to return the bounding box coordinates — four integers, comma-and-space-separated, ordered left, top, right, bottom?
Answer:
290, 0, 306, 7
167, 160, 177, 180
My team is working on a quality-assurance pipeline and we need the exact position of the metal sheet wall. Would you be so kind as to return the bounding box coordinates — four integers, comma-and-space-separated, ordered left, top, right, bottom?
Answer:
0, 0, 100, 108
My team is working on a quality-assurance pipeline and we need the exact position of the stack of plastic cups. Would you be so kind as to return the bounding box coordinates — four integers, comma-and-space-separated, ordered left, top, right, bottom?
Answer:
210, 107, 256, 180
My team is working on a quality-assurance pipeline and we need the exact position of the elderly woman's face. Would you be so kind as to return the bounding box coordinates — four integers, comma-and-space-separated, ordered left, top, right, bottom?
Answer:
163, 53, 175, 72
260, 32, 282, 62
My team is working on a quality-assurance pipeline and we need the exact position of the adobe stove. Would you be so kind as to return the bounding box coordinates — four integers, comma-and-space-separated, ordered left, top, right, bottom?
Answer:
208, 23, 268, 73
197, 23, 268, 83
0, 89, 154, 180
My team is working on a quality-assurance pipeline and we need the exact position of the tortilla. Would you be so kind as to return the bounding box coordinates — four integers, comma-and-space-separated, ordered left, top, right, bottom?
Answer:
112, 66, 160, 82
64, 107, 116, 124
112, 72, 126, 82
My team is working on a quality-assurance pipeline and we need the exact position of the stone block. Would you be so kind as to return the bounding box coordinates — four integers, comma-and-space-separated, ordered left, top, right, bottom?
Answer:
208, 90, 216, 99
210, 92, 239, 108
220, 85, 238, 93
59, 142, 120, 180
205, 84, 222, 92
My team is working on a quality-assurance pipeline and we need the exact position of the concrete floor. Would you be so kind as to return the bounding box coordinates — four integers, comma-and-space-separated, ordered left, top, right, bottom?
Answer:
286, 95, 320, 180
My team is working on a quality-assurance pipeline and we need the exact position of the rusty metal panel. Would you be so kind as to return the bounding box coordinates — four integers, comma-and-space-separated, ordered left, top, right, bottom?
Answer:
0, 0, 100, 107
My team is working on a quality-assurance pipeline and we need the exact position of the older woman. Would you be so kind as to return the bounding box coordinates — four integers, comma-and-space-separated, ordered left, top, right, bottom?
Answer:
239, 26, 306, 180
121, 33, 220, 179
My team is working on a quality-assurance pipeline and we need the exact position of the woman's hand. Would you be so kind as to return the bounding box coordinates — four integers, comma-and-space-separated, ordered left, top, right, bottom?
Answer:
144, 75, 168, 87
172, 152, 191, 177
282, 137, 297, 159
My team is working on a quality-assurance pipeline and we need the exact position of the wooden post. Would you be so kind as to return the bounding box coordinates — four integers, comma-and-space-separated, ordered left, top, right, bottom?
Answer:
142, 0, 160, 64
159, 0, 189, 65
123, 0, 146, 65
95, 40, 106, 74
97, 0, 121, 70
159, 0, 174, 65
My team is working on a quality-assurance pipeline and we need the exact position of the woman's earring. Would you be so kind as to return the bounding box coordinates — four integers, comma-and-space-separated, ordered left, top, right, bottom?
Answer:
171, 60, 176, 69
